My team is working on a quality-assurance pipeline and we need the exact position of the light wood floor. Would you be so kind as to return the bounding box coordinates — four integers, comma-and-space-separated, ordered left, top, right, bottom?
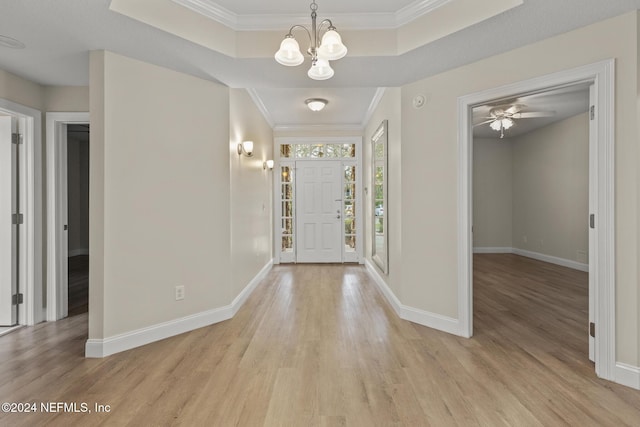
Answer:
1, 255, 639, 426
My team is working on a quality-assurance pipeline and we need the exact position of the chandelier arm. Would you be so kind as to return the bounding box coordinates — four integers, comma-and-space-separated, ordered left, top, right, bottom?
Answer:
318, 19, 336, 37
287, 25, 312, 44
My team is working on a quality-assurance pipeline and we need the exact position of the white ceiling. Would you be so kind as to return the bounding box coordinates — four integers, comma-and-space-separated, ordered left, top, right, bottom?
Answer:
472, 83, 591, 139
0, 0, 638, 130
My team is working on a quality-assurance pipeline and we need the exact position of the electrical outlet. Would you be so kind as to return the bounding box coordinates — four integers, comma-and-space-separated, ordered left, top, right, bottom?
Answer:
522, 235, 527, 244
175, 285, 185, 301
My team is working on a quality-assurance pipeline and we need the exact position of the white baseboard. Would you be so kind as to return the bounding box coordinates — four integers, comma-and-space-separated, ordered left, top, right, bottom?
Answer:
86, 259, 273, 358
473, 247, 588, 272
365, 260, 462, 337
473, 247, 512, 254
614, 363, 640, 390
68, 248, 89, 257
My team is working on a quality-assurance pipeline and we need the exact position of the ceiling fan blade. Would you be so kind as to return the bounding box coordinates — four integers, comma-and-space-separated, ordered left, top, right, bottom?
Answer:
513, 111, 556, 118
473, 119, 495, 127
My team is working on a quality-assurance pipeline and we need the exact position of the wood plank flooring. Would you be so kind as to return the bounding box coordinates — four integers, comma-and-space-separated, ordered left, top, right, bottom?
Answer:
1, 255, 639, 426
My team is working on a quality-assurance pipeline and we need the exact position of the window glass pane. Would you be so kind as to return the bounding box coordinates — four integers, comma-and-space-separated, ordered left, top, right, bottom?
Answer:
325, 144, 341, 158
375, 142, 384, 159
282, 218, 293, 235
282, 201, 293, 217
310, 144, 324, 158
345, 218, 356, 235
294, 144, 311, 158
344, 165, 356, 182
282, 236, 293, 252
374, 201, 384, 217
345, 236, 356, 252
342, 144, 356, 157
374, 184, 383, 200
280, 144, 292, 158
282, 183, 292, 200
281, 166, 292, 183
375, 216, 384, 234
344, 201, 354, 217
344, 183, 355, 200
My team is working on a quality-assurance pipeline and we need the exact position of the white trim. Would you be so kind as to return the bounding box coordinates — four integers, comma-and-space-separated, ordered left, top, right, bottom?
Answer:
365, 260, 461, 336
0, 99, 42, 326
512, 248, 588, 272
614, 363, 640, 390
46, 112, 90, 322
68, 249, 90, 258
361, 87, 387, 129
473, 247, 589, 272
172, 0, 452, 31
457, 60, 616, 380
246, 88, 275, 128
85, 259, 273, 358
230, 259, 273, 315
472, 247, 512, 254
273, 124, 364, 133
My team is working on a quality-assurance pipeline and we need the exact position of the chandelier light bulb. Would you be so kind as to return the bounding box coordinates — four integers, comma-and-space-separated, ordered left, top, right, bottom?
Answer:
305, 98, 328, 111
502, 118, 514, 129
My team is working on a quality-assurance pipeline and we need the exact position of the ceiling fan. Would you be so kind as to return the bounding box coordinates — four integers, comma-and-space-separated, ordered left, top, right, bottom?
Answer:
474, 104, 555, 138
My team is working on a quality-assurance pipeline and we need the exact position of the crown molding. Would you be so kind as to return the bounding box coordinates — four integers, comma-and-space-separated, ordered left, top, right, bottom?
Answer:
246, 88, 275, 128
172, 0, 453, 31
273, 124, 364, 133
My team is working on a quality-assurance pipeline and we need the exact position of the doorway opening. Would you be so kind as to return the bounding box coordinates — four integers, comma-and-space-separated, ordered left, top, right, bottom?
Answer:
471, 82, 593, 364
46, 112, 90, 321
457, 60, 615, 381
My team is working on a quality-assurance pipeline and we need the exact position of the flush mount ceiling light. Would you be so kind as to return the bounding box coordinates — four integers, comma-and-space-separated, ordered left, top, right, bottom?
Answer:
274, 0, 347, 81
0, 35, 26, 49
305, 98, 328, 112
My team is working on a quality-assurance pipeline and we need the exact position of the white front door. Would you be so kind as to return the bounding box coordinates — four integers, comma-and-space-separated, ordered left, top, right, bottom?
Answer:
0, 116, 18, 326
295, 160, 342, 263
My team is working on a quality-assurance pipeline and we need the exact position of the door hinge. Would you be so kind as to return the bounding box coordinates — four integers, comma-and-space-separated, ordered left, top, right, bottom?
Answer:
590, 214, 595, 229
12, 293, 23, 305
11, 133, 23, 145
12, 213, 24, 225
590, 105, 595, 120
589, 322, 595, 338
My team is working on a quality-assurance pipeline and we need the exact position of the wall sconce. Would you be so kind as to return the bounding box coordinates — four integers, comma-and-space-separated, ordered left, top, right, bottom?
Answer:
263, 160, 274, 170
237, 140, 254, 157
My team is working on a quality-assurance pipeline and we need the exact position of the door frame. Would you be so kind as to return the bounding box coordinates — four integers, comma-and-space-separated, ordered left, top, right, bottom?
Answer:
46, 112, 89, 321
0, 98, 42, 326
273, 136, 363, 264
457, 60, 615, 380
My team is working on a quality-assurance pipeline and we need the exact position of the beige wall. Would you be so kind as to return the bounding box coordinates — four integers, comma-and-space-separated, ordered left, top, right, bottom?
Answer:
229, 89, 274, 297
401, 12, 639, 364
512, 113, 589, 262
364, 88, 402, 297
472, 137, 513, 249
89, 51, 232, 338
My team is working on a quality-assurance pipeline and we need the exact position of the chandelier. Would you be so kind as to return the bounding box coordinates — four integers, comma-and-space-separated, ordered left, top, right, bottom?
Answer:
274, 0, 348, 81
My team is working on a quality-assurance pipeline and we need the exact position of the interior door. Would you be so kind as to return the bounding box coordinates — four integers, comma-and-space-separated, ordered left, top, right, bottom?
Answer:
588, 84, 596, 362
0, 116, 18, 326
295, 160, 342, 263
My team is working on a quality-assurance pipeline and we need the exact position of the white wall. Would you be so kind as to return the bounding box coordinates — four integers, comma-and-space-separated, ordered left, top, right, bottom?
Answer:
229, 89, 274, 297
400, 12, 639, 365
89, 51, 232, 339
473, 137, 513, 249
512, 113, 589, 263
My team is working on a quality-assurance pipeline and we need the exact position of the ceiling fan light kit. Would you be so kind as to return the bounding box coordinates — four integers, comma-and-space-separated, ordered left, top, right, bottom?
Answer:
476, 104, 555, 138
274, 0, 347, 81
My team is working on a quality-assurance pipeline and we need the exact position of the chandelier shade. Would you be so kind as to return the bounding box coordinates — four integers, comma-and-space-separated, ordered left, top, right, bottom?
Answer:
275, 37, 304, 66
274, 0, 347, 81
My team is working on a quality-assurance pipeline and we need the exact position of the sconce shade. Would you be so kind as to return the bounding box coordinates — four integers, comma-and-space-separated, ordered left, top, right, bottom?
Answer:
275, 37, 304, 66
264, 159, 275, 170
238, 140, 254, 157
